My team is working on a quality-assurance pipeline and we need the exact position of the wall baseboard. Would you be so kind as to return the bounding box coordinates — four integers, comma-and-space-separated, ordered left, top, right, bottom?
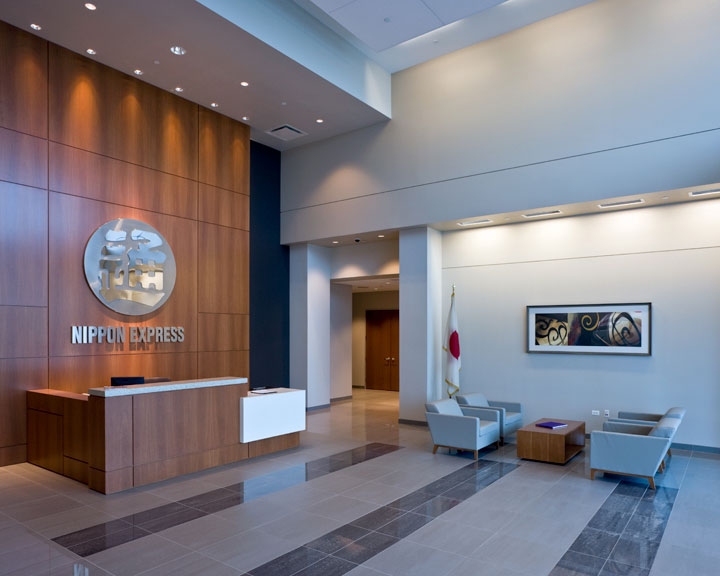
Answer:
671, 442, 720, 454
398, 418, 428, 427
331, 396, 352, 403
306, 404, 331, 412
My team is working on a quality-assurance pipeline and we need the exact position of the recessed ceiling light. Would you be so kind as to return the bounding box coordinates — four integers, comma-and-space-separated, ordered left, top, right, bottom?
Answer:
30, 23, 42, 30
597, 198, 645, 209
153, 60, 160, 65
281, 101, 287, 106
241, 116, 249, 121
84, 3, 97, 10
522, 210, 562, 219
133, 69, 143, 75
86, 48, 96, 55
170, 46, 186, 55
332, 241, 339, 244
662, 196, 669, 200
457, 219, 492, 226
688, 188, 720, 197
377, 234, 385, 238
504, 217, 511, 220
316, 118, 324, 124
240, 81, 249, 87
174, 86, 184, 92
210, 102, 219, 108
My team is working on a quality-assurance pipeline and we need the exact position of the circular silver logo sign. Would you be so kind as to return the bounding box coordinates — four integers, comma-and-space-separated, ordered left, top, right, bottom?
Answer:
84, 219, 176, 316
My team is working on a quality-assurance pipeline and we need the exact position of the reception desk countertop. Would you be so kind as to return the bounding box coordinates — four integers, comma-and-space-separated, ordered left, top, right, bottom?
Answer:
88, 377, 248, 397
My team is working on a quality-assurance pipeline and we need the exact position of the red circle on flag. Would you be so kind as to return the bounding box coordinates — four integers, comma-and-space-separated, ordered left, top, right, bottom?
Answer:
449, 331, 460, 360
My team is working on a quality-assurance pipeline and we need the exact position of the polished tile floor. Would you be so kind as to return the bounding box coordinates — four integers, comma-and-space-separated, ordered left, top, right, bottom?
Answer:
0, 389, 718, 575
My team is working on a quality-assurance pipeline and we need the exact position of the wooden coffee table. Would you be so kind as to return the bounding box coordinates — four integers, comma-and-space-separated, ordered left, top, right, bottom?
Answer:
517, 419, 585, 464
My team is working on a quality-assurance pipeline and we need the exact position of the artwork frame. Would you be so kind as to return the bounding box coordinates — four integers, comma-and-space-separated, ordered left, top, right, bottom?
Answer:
527, 303, 652, 356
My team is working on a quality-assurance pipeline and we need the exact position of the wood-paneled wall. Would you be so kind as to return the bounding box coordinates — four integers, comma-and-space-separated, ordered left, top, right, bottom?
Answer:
0, 21, 250, 466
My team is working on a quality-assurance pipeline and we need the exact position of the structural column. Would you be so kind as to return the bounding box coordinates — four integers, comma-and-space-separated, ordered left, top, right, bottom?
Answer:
398, 227, 443, 422
289, 244, 332, 408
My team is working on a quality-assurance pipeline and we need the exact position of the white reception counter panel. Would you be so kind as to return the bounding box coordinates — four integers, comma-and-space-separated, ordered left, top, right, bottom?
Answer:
239, 388, 306, 443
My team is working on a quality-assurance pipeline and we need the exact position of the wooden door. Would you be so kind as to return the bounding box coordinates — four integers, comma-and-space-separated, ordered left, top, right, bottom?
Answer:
366, 310, 399, 391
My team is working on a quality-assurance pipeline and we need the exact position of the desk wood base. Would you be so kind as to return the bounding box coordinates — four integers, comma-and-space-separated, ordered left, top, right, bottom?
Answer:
28, 383, 302, 494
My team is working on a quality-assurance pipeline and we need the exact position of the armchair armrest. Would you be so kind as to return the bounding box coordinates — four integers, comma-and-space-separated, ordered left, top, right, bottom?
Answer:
617, 411, 662, 422
488, 401, 522, 413
603, 421, 653, 435
591, 431, 670, 477
460, 406, 500, 422
426, 412, 480, 450
607, 417, 658, 426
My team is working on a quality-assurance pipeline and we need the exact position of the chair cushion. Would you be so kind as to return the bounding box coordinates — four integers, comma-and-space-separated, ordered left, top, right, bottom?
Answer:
649, 416, 681, 438
505, 411, 523, 426
478, 421, 499, 437
665, 407, 686, 419
425, 399, 464, 417
456, 392, 489, 408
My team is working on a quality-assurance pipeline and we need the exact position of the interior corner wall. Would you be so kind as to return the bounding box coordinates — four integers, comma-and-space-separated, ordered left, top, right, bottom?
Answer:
250, 141, 289, 389
352, 291, 400, 389
280, 0, 720, 244
442, 199, 720, 448
330, 284, 352, 400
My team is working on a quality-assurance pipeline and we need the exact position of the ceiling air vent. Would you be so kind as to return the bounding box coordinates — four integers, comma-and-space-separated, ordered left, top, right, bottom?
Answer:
266, 124, 307, 142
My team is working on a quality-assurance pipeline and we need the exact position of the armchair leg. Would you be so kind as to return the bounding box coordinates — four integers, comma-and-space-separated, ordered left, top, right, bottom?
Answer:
432, 445, 438, 454
474, 450, 479, 460
667, 448, 672, 459
500, 437, 505, 446
647, 477, 656, 490
590, 469, 596, 481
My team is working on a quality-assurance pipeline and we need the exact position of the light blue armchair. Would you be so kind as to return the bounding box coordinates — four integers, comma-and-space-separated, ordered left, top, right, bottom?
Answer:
608, 407, 685, 458
455, 392, 523, 445
425, 399, 500, 460
590, 417, 681, 489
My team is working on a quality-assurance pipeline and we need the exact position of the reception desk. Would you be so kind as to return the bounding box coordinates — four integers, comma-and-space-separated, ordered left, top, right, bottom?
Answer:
27, 379, 306, 494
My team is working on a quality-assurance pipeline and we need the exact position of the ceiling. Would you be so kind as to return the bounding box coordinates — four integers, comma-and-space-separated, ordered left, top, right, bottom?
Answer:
304, 0, 508, 52
295, 0, 596, 73
0, 0, 387, 151
0, 0, 596, 151
333, 275, 399, 293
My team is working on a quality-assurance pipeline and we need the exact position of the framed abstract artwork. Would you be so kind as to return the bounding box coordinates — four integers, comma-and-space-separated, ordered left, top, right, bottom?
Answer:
527, 303, 651, 355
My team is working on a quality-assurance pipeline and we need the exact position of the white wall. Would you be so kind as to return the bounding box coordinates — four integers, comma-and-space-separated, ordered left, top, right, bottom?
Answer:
352, 291, 400, 389
331, 284, 353, 400
442, 199, 720, 448
281, 0, 720, 244
331, 241, 399, 280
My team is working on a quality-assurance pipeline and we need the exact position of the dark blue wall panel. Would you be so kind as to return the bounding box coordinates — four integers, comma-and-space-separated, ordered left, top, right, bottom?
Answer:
250, 141, 289, 388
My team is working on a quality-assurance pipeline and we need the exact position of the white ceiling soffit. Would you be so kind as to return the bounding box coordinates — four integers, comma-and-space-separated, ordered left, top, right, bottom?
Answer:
0, 0, 389, 151
296, 0, 597, 73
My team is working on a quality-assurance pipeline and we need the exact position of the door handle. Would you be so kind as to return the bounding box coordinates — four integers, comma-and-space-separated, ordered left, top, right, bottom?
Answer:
391, 358, 395, 361
385, 357, 391, 361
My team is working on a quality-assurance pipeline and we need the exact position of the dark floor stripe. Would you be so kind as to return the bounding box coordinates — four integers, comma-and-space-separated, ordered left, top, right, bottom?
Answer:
551, 476, 678, 576
53, 442, 403, 557
246, 457, 519, 576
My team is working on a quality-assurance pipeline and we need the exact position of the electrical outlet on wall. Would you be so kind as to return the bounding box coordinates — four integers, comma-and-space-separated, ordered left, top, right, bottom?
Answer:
604, 409, 610, 417
592, 410, 600, 416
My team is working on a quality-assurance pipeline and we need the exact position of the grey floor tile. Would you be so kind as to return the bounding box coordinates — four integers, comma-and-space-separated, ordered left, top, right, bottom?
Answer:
406, 518, 494, 556
305, 524, 371, 554
83, 533, 190, 576
350, 506, 406, 531
569, 528, 620, 558
387, 491, 436, 511
53, 519, 132, 548
137, 552, 243, 575
622, 514, 668, 543
156, 513, 242, 550
599, 560, 650, 576
410, 496, 461, 518
601, 494, 643, 514
67, 525, 151, 557
614, 483, 648, 498
364, 539, 465, 576
376, 512, 433, 538
293, 555, 358, 576
248, 546, 327, 576
201, 529, 298, 573
588, 510, 632, 534
609, 537, 660, 570
550, 551, 605, 576
333, 531, 400, 564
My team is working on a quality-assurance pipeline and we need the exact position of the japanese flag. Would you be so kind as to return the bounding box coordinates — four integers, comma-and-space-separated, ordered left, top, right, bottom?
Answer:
444, 288, 461, 397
